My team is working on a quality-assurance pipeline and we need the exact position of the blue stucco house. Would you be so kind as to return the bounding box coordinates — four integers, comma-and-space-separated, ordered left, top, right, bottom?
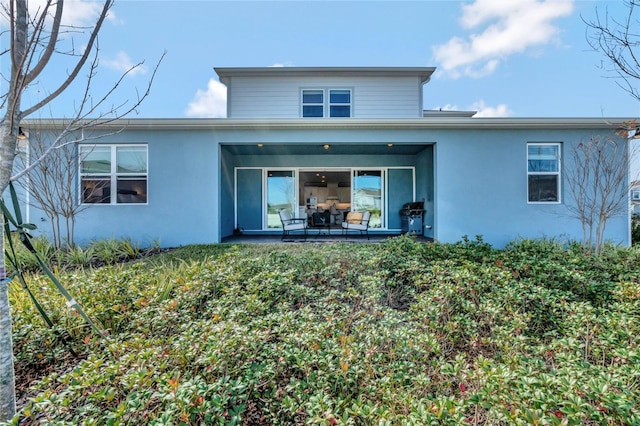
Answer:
21, 66, 633, 248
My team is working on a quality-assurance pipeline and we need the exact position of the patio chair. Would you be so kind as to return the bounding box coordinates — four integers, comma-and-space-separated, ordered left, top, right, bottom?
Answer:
279, 210, 308, 241
341, 211, 370, 240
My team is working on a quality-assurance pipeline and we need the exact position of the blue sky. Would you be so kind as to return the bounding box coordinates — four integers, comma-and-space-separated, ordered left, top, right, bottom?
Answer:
12, 0, 640, 120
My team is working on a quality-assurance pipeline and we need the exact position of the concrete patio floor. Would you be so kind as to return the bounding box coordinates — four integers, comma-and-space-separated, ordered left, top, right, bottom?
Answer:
221, 231, 433, 244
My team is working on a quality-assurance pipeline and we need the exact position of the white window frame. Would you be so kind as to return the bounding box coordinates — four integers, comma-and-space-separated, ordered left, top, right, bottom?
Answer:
632, 189, 640, 201
236, 166, 414, 231
328, 89, 352, 117
301, 89, 325, 118
300, 88, 352, 118
352, 168, 386, 229
527, 142, 561, 204
79, 144, 148, 205
263, 168, 298, 229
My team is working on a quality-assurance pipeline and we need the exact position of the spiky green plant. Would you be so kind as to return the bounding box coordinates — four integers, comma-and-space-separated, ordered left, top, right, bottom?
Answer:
62, 245, 96, 268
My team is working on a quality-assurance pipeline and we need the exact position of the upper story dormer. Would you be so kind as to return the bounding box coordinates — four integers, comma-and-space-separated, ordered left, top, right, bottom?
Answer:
215, 67, 435, 119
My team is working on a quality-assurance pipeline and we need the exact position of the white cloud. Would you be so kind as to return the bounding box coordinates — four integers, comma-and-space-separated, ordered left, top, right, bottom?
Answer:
60, 0, 115, 26
1, 0, 117, 28
470, 100, 512, 117
270, 62, 294, 67
186, 79, 227, 118
102, 51, 147, 76
433, 0, 574, 78
431, 101, 512, 117
436, 104, 460, 111
22, 0, 117, 26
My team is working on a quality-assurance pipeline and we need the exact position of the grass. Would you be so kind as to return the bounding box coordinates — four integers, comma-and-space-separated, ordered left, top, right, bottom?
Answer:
5, 235, 640, 425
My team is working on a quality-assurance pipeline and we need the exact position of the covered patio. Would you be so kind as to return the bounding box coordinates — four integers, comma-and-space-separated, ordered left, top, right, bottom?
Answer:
219, 140, 435, 242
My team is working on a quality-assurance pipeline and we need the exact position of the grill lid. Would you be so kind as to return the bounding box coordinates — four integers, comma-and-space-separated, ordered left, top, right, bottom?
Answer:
400, 201, 424, 215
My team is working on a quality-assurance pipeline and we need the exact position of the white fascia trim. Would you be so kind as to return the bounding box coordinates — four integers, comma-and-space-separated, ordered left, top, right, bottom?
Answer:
215, 67, 437, 85
22, 117, 638, 131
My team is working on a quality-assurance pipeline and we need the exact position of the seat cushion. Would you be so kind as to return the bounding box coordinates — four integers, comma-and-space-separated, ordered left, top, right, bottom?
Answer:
284, 223, 306, 231
346, 212, 363, 224
347, 223, 367, 231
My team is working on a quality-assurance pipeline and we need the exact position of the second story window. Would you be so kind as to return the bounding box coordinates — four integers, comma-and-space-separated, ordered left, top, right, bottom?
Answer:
302, 90, 324, 117
302, 89, 352, 118
329, 90, 351, 117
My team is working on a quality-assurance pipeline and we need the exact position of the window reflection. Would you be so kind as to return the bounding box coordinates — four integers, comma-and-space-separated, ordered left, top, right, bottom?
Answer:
267, 170, 296, 228
353, 170, 383, 228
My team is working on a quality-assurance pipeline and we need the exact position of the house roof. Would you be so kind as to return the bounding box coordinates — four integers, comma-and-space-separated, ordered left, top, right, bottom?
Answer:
215, 67, 436, 85
423, 109, 477, 118
23, 117, 637, 131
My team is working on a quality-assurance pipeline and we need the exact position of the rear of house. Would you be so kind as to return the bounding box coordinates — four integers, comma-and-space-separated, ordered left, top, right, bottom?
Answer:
19, 67, 633, 248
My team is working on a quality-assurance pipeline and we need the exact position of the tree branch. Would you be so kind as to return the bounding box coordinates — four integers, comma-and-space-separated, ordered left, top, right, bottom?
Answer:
584, 0, 640, 102
21, 0, 114, 118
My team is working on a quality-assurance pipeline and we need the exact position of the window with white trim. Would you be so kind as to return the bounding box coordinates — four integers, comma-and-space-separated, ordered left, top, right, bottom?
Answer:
301, 89, 351, 117
80, 144, 148, 204
329, 89, 351, 117
302, 90, 324, 117
527, 143, 561, 203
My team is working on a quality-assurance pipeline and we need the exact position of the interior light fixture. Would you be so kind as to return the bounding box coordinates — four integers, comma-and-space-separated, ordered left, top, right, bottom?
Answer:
323, 144, 330, 150
387, 143, 394, 147
17, 127, 27, 140
257, 143, 263, 147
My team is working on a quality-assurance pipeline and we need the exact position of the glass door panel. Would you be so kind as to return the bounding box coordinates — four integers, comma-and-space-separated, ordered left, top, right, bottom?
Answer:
236, 168, 263, 231
266, 170, 296, 228
353, 169, 384, 228
387, 168, 415, 230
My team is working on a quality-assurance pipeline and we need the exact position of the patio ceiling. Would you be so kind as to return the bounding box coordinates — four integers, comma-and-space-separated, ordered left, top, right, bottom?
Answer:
221, 143, 431, 156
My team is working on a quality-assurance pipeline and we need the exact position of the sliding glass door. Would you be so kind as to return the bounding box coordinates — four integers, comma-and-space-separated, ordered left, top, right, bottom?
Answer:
266, 170, 296, 228
237, 167, 414, 232
352, 169, 384, 228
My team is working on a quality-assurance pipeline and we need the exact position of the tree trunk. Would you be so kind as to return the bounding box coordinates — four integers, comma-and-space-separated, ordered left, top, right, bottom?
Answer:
0, 0, 24, 409
0, 210, 16, 420
0, 0, 150, 418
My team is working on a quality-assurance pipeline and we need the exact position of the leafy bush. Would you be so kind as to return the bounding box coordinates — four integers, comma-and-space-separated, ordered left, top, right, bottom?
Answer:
5, 236, 164, 274
5, 237, 640, 425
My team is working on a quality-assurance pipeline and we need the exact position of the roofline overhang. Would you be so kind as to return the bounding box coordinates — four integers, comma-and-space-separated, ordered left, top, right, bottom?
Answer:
21, 117, 639, 132
215, 66, 436, 85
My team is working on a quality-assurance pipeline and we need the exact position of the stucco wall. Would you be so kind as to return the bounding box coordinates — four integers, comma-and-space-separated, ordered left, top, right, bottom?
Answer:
25, 123, 631, 249
433, 127, 630, 247
31, 129, 220, 248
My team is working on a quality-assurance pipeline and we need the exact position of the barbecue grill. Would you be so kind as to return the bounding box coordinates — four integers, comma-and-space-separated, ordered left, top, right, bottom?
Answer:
399, 201, 425, 235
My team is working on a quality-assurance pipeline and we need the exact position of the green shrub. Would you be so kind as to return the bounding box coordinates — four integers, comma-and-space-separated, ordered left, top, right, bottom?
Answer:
6, 237, 640, 425
62, 245, 96, 267
89, 238, 125, 264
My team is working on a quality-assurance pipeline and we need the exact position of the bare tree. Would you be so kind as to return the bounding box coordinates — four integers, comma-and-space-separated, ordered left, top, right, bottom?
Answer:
14, 130, 87, 249
565, 129, 633, 254
585, 0, 640, 102
581, 2, 640, 253
0, 1, 163, 420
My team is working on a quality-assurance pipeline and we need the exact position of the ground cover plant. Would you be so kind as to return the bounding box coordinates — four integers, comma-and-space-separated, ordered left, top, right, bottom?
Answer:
4, 235, 640, 425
